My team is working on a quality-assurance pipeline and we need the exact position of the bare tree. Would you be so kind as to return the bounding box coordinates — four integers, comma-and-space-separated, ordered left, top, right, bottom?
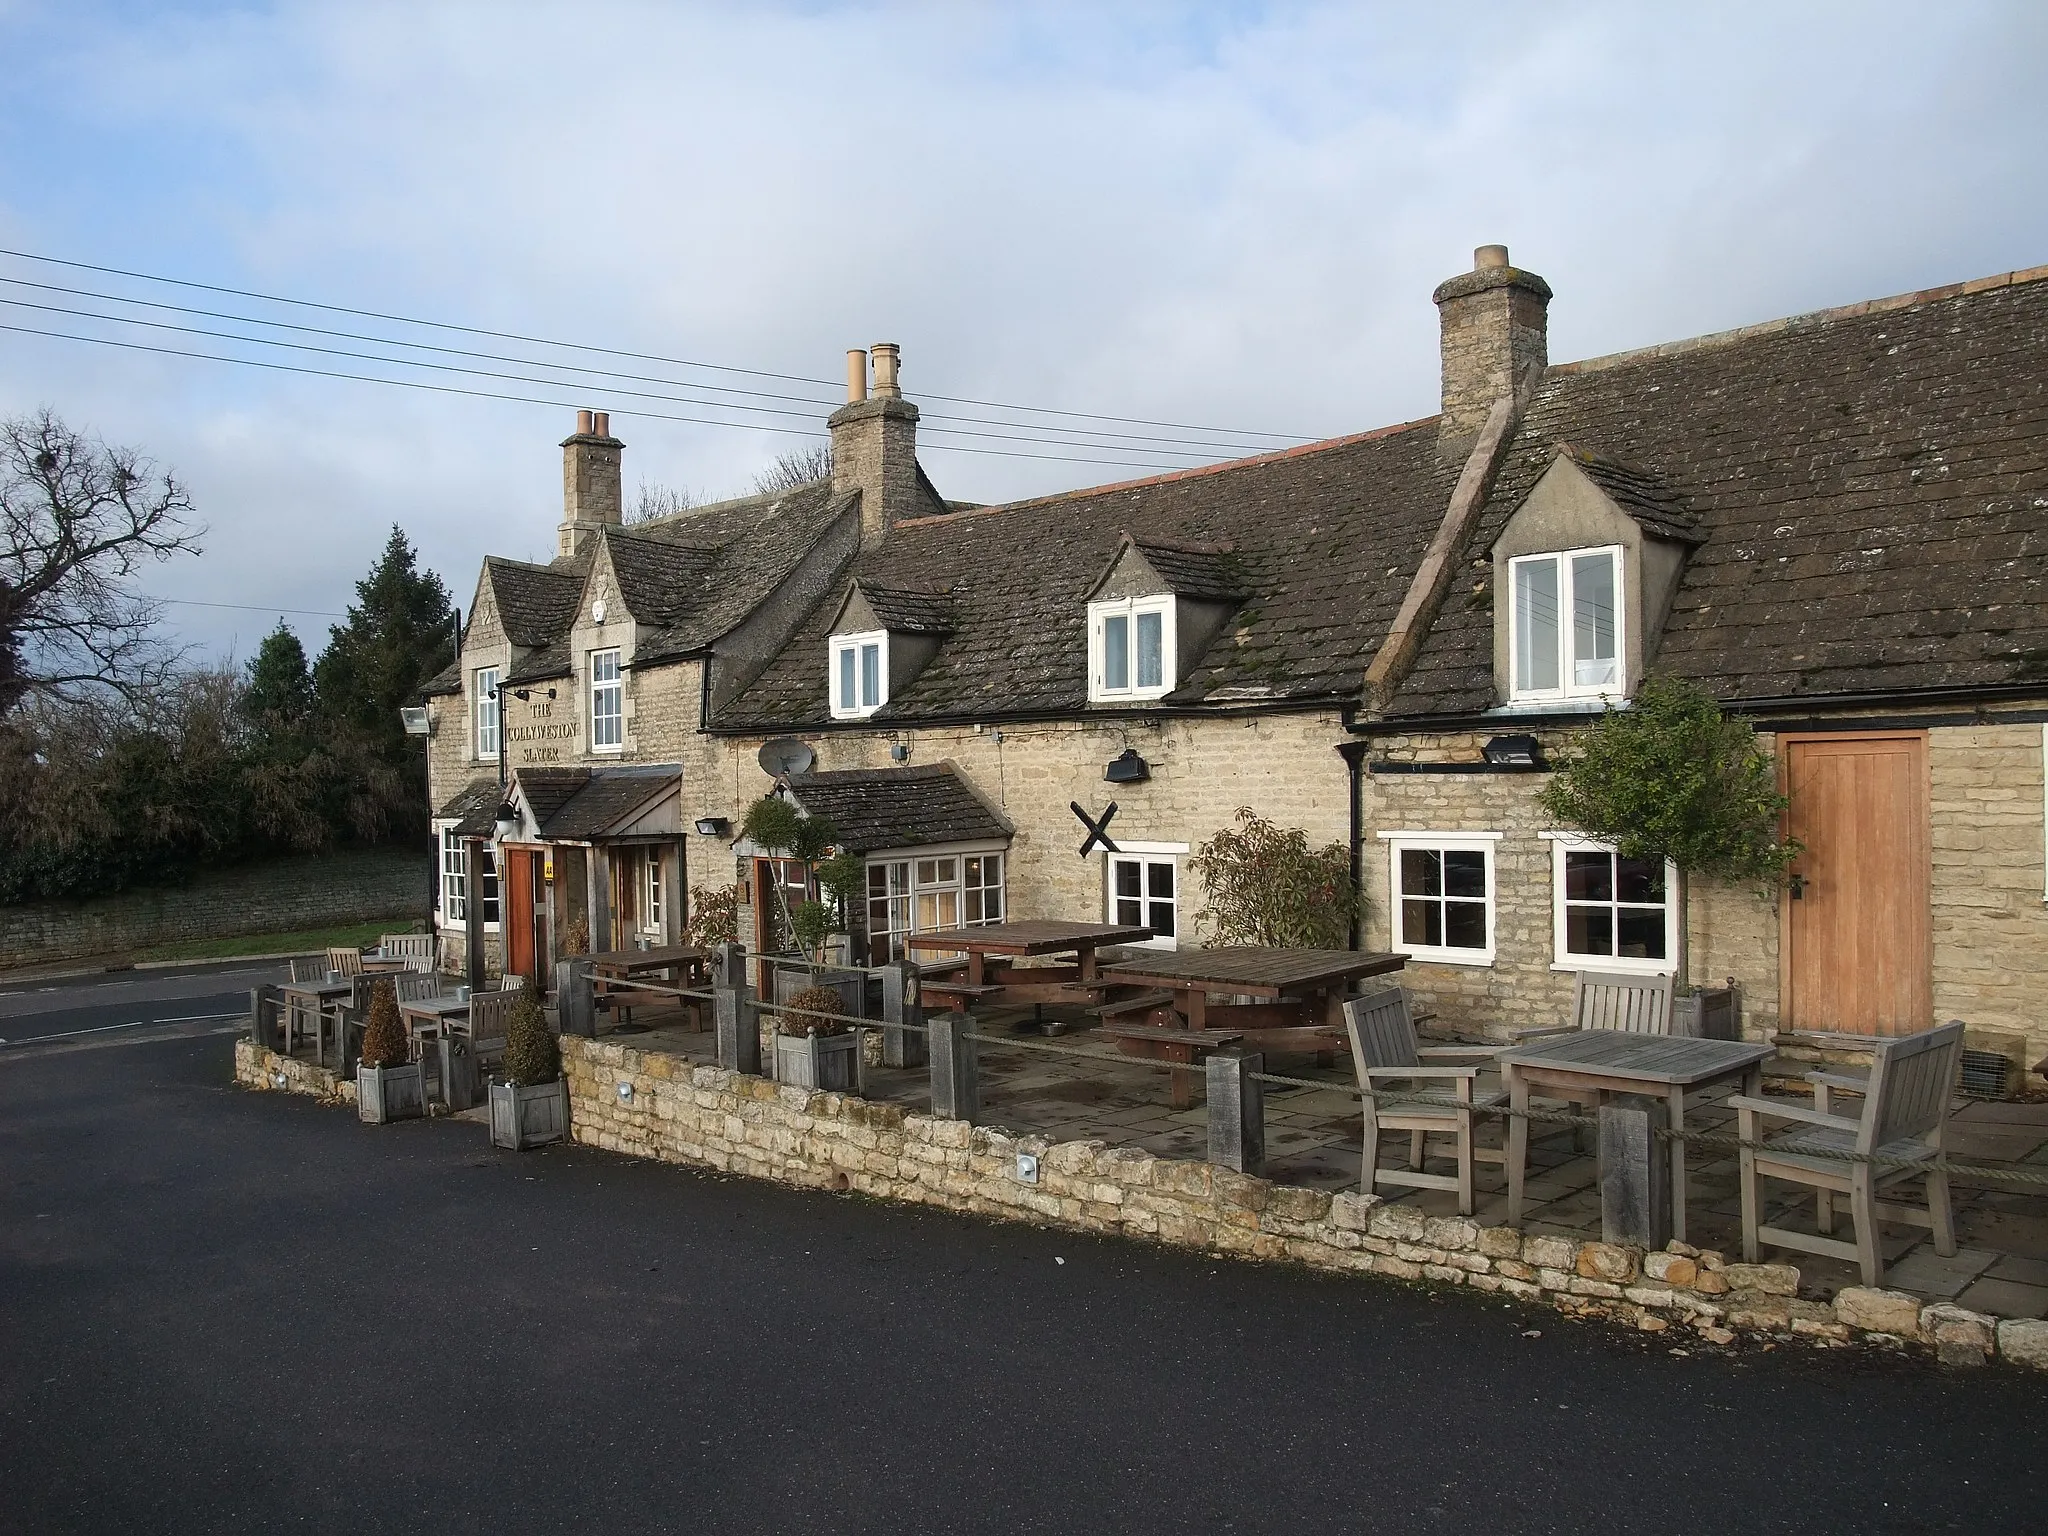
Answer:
753, 445, 832, 495
1, 409, 202, 712
627, 481, 697, 524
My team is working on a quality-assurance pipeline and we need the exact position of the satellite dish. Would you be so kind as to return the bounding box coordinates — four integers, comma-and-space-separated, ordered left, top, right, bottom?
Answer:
757, 737, 816, 779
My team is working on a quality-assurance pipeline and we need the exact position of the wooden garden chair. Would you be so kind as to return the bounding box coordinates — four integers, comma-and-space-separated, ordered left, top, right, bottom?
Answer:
1343, 987, 1505, 1216
377, 934, 435, 973
1513, 969, 1674, 1040
1731, 1020, 1964, 1287
287, 956, 328, 984
460, 990, 520, 1075
324, 946, 365, 979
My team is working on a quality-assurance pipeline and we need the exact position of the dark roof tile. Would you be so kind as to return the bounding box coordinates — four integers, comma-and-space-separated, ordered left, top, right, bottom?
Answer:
784, 762, 1011, 853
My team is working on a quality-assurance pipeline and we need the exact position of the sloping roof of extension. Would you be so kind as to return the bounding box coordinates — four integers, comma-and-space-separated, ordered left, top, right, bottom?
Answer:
713, 421, 1460, 729
435, 777, 504, 837
1386, 268, 2048, 716
783, 763, 1012, 854
511, 765, 682, 841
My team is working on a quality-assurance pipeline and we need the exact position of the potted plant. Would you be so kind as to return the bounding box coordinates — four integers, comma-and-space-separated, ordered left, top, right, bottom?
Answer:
1540, 674, 1799, 1032
356, 978, 424, 1123
489, 981, 569, 1150
773, 983, 859, 1092
816, 849, 866, 965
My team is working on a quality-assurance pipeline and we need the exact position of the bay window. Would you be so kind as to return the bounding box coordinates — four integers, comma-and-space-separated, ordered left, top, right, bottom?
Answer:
830, 631, 887, 719
862, 848, 1004, 963
1508, 546, 1623, 701
440, 828, 498, 928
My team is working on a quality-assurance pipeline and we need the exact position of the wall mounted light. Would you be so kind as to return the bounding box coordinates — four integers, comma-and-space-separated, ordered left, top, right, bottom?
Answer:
1480, 734, 1545, 769
694, 816, 732, 838
513, 687, 557, 702
1104, 748, 1151, 784
493, 802, 520, 841
1015, 1152, 1040, 1185
399, 706, 431, 737
617, 1081, 635, 1104
890, 741, 910, 762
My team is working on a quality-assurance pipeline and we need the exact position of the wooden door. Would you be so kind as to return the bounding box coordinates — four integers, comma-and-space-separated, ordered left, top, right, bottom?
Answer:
504, 847, 536, 983
1782, 733, 1931, 1035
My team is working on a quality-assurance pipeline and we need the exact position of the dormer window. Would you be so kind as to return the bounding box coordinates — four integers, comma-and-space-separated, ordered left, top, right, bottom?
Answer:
1089, 597, 1174, 702
831, 631, 887, 719
1508, 546, 1623, 702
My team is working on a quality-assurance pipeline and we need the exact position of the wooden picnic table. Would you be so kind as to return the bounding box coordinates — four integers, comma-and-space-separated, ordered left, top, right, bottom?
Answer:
589, 945, 712, 1026
1498, 1030, 1773, 1242
905, 921, 1156, 1022
397, 994, 472, 1039
1094, 947, 1407, 1107
279, 979, 354, 1068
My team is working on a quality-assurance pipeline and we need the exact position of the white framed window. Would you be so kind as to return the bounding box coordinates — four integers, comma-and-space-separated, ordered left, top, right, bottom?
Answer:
1379, 832, 1498, 965
1544, 833, 1677, 973
473, 668, 499, 760
1088, 597, 1174, 702
439, 827, 499, 930
863, 847, 1004, 963
590, 648, 623, 751
1508, 546, 1623, 702
1108, 850, 1179, 948
830, 631, 887, 719
641, 850, 664, 935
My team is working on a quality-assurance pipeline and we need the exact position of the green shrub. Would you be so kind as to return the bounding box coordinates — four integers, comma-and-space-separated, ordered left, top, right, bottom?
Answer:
790, 898, 835, 961
684, 882, 740, 948
502, 982, 560, 1086
780, 984, 846, 1038
559, 915, 589, 955
358, 979, 407, 1069
1191, 808, 1360, 948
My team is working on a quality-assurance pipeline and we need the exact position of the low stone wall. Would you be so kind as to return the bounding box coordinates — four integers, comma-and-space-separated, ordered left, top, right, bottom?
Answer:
561, 1038, 2048, 1369
1, 848, 429, 971
235, 1041, 356, 1105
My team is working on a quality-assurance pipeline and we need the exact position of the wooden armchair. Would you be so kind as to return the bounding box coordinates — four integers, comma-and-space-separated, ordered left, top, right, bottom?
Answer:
1343, 987, 1505, 1215
393, 972, 441, 1004
377, 934, 435, 974
1731, 1021, 1963, 1286
461, 990, 520, 1075
1514, 969, 1674, 1041
287, 956, 329, 984
324, 946, 365, 979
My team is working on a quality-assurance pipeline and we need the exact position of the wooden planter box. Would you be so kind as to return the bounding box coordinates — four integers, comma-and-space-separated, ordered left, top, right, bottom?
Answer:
490, 1078, 568, 1150
774, 1030, 859, 1092
357, 1061, 424, 1124
1673, 985, 1741, 1040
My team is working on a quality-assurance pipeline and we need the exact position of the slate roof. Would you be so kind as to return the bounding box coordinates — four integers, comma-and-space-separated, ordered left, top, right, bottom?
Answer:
1387, 270, 2048, 716
859, 581, 956, 634
1551, 445, 1702, 545
783, 763, 1012, 854
713, 420, 1458, 728
1129, 536, 1251, 601
436, 777, 504, 837
513, 765, 682, 840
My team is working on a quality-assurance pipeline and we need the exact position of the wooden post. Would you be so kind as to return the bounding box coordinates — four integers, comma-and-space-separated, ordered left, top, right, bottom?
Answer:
1599, 1093, 1671, 1249
880, 961, 927, 1069
464, 836, 487, 994
929, 1009, 978, 1124
713, 942, 760, 1075
554, 957, 596, 1039
1206, 1048, 1265, 1175
247, 985, 282, 1052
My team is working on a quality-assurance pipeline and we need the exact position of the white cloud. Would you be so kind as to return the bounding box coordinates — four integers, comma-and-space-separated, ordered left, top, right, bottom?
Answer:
0, 0, 2042, 658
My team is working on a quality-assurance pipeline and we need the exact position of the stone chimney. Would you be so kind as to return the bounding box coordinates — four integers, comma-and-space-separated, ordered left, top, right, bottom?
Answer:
557, 408, 624, 558
1433, 245, 1551, 453
830, 343, 921, 547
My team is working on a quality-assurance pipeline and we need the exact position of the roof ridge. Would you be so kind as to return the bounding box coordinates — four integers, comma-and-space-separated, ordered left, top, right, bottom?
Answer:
1548, 261, 2048, 379
890, 413, 1438, 532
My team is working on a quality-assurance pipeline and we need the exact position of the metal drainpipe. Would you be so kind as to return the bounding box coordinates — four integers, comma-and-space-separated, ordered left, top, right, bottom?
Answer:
1338, 740, 1368, 951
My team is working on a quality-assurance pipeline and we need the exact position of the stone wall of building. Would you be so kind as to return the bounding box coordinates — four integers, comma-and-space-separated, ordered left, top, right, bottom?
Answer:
0, 848, 428, 972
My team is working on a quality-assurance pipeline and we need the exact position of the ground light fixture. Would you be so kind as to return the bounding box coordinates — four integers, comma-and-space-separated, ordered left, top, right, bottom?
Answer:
617, 1081, 635, 1104
1481, 734, 1545, 769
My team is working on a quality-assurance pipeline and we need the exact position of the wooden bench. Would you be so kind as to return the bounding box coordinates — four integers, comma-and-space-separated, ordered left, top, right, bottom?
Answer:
1086, 989, 1175, 1021
1102, 1023, 1247, 1109
918, 981, 1006, 1010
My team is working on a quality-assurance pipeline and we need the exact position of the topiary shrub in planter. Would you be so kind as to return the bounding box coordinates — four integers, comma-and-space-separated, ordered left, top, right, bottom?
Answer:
357, 978, 424, 1124
774, 983, 859, 1091
490, 982, 568, 1150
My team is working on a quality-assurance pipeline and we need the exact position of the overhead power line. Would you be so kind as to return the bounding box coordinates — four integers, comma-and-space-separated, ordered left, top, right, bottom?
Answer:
157, 597, 347, 618
0, 245, 1322, 445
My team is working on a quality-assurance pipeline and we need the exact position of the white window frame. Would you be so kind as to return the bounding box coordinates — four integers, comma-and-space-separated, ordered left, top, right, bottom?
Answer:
438, 824, 499, 931
1506, 545, 1625, 703
473, 668, 499, 761
1088, 596, 1175, 703
641, 849, 665, 936
828, 631, 888, 720
589, 648, 623, 752
1106, 842, 1185, 949
1378, 831, 1500, 966
1542, 832, 1678, 974
862, 843, 1005, 962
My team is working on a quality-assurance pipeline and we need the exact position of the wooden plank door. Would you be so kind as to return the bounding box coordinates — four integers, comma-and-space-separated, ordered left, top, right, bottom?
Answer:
504, 847, 536, 983
1781, 733, 1931, 1035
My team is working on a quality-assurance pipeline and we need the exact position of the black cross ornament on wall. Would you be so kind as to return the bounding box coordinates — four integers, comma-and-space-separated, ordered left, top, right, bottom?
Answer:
1070, 800, 1120, 857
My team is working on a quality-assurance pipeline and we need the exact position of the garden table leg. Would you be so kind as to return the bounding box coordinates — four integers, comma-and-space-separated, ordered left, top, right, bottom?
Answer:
1507, 1067, 1530, 1227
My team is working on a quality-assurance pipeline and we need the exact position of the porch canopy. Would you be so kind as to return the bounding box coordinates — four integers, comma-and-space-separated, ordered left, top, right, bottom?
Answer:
499, 764, 688, 964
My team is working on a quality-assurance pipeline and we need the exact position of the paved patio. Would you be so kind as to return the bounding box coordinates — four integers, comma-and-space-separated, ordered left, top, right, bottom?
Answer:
571, 994, 2048, 1315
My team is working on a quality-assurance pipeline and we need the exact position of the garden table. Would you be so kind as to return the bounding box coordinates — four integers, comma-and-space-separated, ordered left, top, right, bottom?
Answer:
905, 920, 1155, 1023
279, 979, 354, 1068
1498, 1030, 1773, 1241
590, 945, 712, 1026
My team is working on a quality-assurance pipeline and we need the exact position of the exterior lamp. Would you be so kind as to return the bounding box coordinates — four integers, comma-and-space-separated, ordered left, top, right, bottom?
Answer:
1104, 748, 1151, 785
1481, 734, 1545, 769
694, 817, 732, 838
493, 801, 520, 842
399, 706, 431, 737
513, 687, 557, 702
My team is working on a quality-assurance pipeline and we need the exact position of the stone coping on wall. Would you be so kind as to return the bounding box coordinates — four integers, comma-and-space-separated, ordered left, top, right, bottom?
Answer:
231, 1037, 2045, 1369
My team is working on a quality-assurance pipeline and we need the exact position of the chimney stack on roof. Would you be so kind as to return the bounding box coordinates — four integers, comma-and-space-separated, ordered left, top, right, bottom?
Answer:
557, 407, 625, 558
1434, 244, 1551, 454
830, 341, 921, 548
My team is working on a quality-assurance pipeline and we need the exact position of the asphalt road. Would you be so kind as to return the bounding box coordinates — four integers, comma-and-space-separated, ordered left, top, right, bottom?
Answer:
0, 959, 287, 1045
2, 1012, 2043, 1534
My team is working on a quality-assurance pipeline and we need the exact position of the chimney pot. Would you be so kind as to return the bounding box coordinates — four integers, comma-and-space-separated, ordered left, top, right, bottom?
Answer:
592, 411, 610, 438
846, 349, 869, 404
1475, 244, 1510, 271
576, 408, 594, 435
872, 342, 902, 399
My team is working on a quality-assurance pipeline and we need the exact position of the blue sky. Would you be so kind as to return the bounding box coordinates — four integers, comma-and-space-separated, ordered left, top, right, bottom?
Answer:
1, 0, 2043, 661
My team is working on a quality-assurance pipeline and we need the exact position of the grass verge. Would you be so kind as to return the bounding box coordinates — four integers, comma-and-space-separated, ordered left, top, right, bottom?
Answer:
131, 918, 427, 965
